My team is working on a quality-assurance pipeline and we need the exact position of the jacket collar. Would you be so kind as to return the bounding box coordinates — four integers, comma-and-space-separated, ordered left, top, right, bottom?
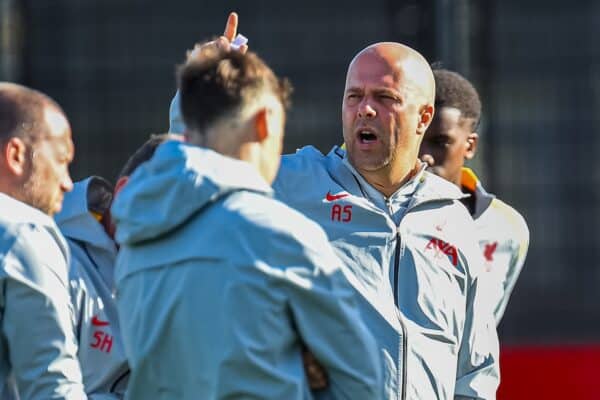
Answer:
460, 167, 495, 219
327, 146, 466, 210
0, 193, 57, 228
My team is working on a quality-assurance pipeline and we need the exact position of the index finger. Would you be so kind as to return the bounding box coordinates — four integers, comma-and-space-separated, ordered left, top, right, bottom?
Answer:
223, 12, 238, 42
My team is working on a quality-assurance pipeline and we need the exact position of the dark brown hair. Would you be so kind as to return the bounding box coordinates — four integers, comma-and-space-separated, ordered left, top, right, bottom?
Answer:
117, 133, 176, 180
178, 46, 291, 136
0, 82, 65, 144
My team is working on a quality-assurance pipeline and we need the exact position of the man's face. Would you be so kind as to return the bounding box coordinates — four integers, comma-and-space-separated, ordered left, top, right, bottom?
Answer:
22, 106, 74, 216
342, 50, 423, 177
419, 106, 475, 186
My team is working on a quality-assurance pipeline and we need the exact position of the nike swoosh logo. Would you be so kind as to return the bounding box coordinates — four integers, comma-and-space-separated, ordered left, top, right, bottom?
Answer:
325, 191, 349, 201
91, 316, 110, 327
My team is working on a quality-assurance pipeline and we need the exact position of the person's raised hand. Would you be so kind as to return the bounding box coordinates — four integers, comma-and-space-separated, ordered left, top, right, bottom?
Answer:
186, 12, 248, 62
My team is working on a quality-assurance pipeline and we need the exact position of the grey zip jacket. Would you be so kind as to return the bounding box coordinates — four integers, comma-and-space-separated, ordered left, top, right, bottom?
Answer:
273, 146, 500, 400
111, 141, 383, 400
55, 177, 130, 399
0, 194, 87, 399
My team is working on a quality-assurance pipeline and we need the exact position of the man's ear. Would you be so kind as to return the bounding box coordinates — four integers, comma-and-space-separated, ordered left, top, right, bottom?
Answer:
254, 108, 270, 143
3, 137, 28, 177
114, 176, 129, 197
417, 104, 435, 135
465, 132, 479, 160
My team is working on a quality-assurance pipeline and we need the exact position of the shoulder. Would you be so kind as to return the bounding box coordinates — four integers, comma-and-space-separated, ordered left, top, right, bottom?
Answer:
222, 191, 339, 272
484, 197, 529, 244
281, 145, 328, 166
0, 194, 68, 275
419, 171, 468, 201
276, 146, 329, 183
224, 191, 329, 243
412, 173, 473, 227
274, 146, 342, 203
0, 221, 70, 286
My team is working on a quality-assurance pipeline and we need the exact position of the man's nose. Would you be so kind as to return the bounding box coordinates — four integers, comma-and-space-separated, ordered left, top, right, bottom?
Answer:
61, 173, 74, 192
357, 98, 376, 119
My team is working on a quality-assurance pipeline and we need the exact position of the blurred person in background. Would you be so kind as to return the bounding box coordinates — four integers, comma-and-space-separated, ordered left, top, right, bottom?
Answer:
419, 68, 530, 324
170, 12, 499, 400
0, 82, 87, 399
54, 133, 179, 399
114, 41, 382, 399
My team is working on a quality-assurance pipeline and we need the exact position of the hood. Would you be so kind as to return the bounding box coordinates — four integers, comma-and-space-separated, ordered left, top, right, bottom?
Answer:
55, 176, 116, 252
111, 140, 273, 245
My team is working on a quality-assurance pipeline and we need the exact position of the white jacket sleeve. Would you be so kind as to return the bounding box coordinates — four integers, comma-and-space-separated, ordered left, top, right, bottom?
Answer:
455, 234, 500, 400
2, 226, 87, 400
494, 214, 530, 323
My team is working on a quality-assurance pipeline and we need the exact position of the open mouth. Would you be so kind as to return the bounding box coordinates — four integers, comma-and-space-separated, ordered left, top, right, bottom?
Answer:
358, 130, 378, 144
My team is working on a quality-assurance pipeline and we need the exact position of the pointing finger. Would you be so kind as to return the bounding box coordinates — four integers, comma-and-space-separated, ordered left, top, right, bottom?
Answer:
224, 12, 238, 42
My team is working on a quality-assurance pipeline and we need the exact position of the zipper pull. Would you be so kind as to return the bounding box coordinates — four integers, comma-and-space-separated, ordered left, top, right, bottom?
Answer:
384, 197, 393, 216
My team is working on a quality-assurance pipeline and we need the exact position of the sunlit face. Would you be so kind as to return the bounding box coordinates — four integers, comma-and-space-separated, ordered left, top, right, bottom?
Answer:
22, 106, 74, 216
419, 106, 475, 186
342, 50, 424, 178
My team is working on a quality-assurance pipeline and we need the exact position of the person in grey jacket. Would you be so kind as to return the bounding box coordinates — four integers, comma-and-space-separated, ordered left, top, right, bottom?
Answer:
113, 44, 382, 399
170, 13, 499, 400
54, 134, 179, 399
0, 83, 87, 399
419, 69, 529, 324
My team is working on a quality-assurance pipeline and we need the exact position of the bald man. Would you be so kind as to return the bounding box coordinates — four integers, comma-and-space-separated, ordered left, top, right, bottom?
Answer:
0, 83, 86, 399
170, 14, 499, 400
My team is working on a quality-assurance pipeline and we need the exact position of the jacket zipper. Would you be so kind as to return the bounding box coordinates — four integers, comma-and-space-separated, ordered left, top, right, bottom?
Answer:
387, 197, 407, 400
393, 229, 408, 400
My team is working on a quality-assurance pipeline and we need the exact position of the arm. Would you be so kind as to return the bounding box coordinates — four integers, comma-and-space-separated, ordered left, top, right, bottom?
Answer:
455, 243, 500, 400
284, 242, 383, 400
3, 228, 87, 400
494, 215, 530, 323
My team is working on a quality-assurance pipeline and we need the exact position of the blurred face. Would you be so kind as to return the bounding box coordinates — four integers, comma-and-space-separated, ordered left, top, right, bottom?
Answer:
419, 106, 476, 187
21, 106, 74, 215
342, 50, 427, 181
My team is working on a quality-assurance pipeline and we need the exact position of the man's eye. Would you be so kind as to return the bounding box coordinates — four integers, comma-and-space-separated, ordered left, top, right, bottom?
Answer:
427, 137, 448, 146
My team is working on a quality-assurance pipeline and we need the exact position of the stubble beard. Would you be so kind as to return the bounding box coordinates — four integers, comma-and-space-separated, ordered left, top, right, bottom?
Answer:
20, 164, 55, 216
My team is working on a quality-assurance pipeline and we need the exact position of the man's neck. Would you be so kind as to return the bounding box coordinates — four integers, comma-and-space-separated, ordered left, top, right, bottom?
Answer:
358, 160, 422, 198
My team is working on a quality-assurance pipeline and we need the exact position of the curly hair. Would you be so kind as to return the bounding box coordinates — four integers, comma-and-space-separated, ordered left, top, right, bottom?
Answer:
433, 69, 481, 130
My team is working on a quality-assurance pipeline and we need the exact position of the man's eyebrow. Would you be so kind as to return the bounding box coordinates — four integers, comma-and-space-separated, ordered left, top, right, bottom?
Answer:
345, 86, 364, 93
373, 88, 402, 96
